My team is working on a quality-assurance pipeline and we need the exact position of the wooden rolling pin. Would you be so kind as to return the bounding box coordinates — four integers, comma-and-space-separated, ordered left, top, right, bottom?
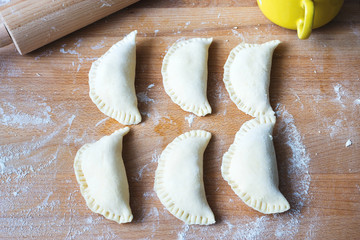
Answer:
0, 0, 139, 55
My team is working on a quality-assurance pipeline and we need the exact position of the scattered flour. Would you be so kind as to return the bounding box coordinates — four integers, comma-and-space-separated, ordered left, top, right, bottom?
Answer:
151, 150, 160, 163
86, 216, 93, 224
135, 150, 160, 182
74, 38, 83, 48
0, 100, 52, 128
34, 50, 54, 61
135, 164, 148, 182
149, 207, 159, 219
36, 191, 53, 210
185, 114, 196, 127
143, 191, 156, 200
0, 0, 10, 6
328, 118, 344, 138
94, 117, 110, 127
100, 0, 112, 8
137, 92, 155, 104
151, 110, 162, 126
356, 185, 360, 193
0, 73, 104, 238
290, 88, 304, 110
91, 40, 105, 50
333, 83, 346, 108
140, 110, 151, 118
60, 48, 80, 55
0, 60, 24, 77
345, 139, 352, 147
231, 29, 245, 42
177, 225, 190, 240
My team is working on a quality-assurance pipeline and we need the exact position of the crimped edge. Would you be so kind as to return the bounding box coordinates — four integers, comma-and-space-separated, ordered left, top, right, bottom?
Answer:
89, 30, 141, 125
223, 40, 280, 119
221, 118, 290, 214
154, 130, 215, 225
161, 38, 212, 117
74, 127, 133, 223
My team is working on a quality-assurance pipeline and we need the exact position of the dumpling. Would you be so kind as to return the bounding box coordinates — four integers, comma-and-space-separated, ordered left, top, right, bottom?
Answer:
89, 30, 141, 125
223, 40, 280, 119
162, 38, 212, 117
221, 118, 290, 214
154, 130, 215, 225
74, 127, 133, 223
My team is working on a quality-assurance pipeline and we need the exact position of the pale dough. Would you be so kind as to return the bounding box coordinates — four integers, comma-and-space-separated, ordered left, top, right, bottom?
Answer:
221, 118, 290, 214
223, 40, 280, 121
154, 130, 215, 225
74, 127, 133, 223
89, 30, 141, 125
162, 38, 212, 117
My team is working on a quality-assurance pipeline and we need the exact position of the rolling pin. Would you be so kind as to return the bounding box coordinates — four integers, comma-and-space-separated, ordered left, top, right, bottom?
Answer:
0, 0, 139, 55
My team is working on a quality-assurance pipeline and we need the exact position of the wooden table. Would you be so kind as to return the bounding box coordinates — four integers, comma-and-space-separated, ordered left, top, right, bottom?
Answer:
1, 1, 359, 239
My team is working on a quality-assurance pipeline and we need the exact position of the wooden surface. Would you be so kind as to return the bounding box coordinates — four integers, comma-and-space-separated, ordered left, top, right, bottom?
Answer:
0, 0, 359, 239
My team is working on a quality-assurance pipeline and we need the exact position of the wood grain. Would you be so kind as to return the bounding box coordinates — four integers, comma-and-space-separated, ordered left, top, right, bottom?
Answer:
0, 0, 359, 239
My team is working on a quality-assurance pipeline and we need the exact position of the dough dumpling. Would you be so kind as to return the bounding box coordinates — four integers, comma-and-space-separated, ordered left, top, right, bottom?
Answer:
154, 130, 215, 225
162, 38, 212, 117
74, 127, 133, 223
223, 40, 280, 119
222, 118, 290, 214
89, 30, 141, 125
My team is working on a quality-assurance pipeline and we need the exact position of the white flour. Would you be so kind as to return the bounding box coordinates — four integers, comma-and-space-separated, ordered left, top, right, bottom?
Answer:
91, 40, 105, 50
135, 150, 160, 182
60, 48, 80, 56
34, 49, 54, 61
0, 60, 24, 77
231, 29, 245, 42
94, 117, 110, 127
137, 92, 155, 104
333, 83, 346, 108
345, 139, 352, 147
185, 114, 196, 127
100, 0, 112, 8
0, 102, 52, 128
0, 0, 10, 6
0, 64, 103, 238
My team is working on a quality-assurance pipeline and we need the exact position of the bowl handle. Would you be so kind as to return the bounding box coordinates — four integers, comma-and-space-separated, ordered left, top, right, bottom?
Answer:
297, 0, 314, 39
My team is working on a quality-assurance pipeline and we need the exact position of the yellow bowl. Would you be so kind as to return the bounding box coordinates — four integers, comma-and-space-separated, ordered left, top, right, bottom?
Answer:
257, 0, 344, 39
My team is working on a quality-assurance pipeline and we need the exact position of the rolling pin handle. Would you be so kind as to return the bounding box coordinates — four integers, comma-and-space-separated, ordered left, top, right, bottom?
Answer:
0, 20, 12, 48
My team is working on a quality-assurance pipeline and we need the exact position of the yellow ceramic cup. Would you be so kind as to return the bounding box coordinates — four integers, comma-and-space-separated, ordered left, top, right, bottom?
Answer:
257, 0, 344, 39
